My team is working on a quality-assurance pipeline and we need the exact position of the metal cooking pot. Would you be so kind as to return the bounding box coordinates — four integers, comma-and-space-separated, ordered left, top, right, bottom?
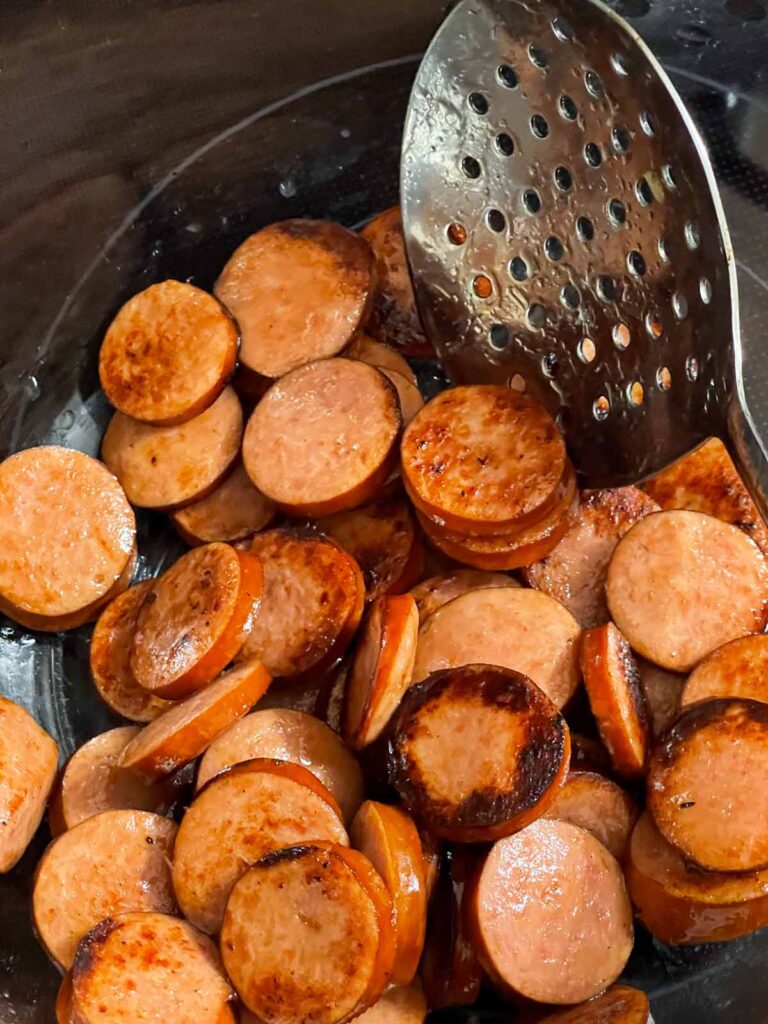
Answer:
2, 1, 768, 1019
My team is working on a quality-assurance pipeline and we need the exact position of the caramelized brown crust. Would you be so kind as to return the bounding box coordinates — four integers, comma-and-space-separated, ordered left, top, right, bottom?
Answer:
390, 664, 569, 841
411, 569, 517, 621
682, 633, 768, 707
346, 333, 418, 385
537, 984, 651, 1023
170, 462, 276, 546
581, 623, 649, 779
647, 698, 768, 871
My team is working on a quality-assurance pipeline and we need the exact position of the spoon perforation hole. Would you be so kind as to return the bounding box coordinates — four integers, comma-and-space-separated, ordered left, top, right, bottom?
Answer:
658, 237, 671, 262
636, 177, 653, 205
611, 126, 631, 153
527, 303, 547, 329
473, 274, 493, 298
554, 166, 573, 191
686, 355, 700, 380
541, 352, 559, 377
673, 291, 688, 319
611, 52, 629, 76
645, 311, 663, 338
468, 92, 489, 115
613, 322, 630, 348
640, 111, 656, 136
584, 142, 602, 167
489, 324, 510, 350
578, 337, 596, 363
447, 223, 467, 245
608, 199, 626, 226
700, 276, 713, 303
627, 381, 644, 406
522, 188, 542, 214
531, 114, 550, 138
627, 250, 646, 276
529, 44, 548, 68
560, 95, 578, 120
498, 64, 519, 88
561, 283, 580, 308
462, 156, 481, 178
487, 209, 506, 233
551, 16, 573, 41
685, 222, 701, 250
597, 275, 617, 301
545, 236, 564, 261
509, 373, 526, 392
509, 257, 529, 281
657, 366, 672, 390
577, 216, 595, 242
593, 395, 611, 420
585, 70, 604, 98
496, 132, 515, 155
662, 164, 677, 190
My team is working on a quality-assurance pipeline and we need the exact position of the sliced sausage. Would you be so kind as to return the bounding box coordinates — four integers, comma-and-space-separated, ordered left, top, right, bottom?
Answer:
316, 659, 349, 734
350, 801, 426, 985
391, 664, 569, 841
49, 726, 178, 835
215, 219, 375, 380
524, 487, 660, 628
196, 708, 364, 822
344, 594, 418, 750
316, 494, 423, 602
401, 386, 567, 536
413, 588, 582, 709
643, 436, 768, 555
682, 633, 768, 707
419, 829, 442, 904
119, 658, 272, 780
0, 697, 57, 871
626, 811, 768, 945
170, 462, 276, 546
173, 758, 348, 934
581, 623, 649, 779
132, 543, 263, 699
99, 280, 239, 425
0, 446, 136, 630
90, 581, 172, 723
415, 481, 578, 571
646, 698, 768, 871
353, 985, 427, 1024
237, 529, 364, 677
543, 772, 639, 862
538, 984, 652, 1023
411, 569, 517, 622
607, 510, 768, 672
381, 369, 424, 426
220, 843, 395, 1024
32, 809, 177, 969
55, 973, 73, 1024
569, 733, 613, 776
242, 359, 401, 516
420, 846, 483, 1010
346, 333, 418, 385
360, 207, 432, 358
102, 386, 242, 509
70, 912, 233, 1024
468, 819, 633, 1004
638, 659, 685, 740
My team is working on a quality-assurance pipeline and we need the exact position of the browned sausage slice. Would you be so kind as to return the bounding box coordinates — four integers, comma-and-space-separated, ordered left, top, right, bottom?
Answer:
421, 846, 483, 1010
346, 333, 418, 386
646, 698, 768, 871
581, 623, 649, 779
570, 733, 613, 776
391, 664, 569, 841
220, 843, 395, 1024
543, 772, 639, 862
638, 659, 685, 740
215, 220, 375, 380
538, 984, 652, 1023
102, 386, 243, 509
32, 809, 177, 969
242, 359, 401, 516
90, 581, 172, 722
419, 830, 441, 904
352, 985, 427, 1024
381, 369, 424, 426
413, 588, 582, 709
416, 481, 578, 571
344, 594, 419, 750
468, 820, 633, 1004
132, 543, 263, 699
524, 487, 660, 628
350, 801, 426, 985
607, 510, 768, 671
196, 708, 364, 822
0, 446, 136, 630
49, 726, 177, 835
70, 912, 233, 1024
99, 280, 239, 425
173, 758, 348, 933
360, 207, 433, 358
0, 698, 57, 871
682, 633, 768, 707
55, 973, 74, 1024
171, 462, 277, 546
401, 386, 567, 536
119, 658, 272, 780
626, 811, 768, 945
643, 437, 768, 554
411, 569, 517, 621
316, 494, 423, 601
237, 529, 364, 677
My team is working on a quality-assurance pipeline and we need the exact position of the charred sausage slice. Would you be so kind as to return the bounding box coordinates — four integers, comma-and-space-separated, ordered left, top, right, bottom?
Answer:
390, 664, 569, 841
537, 984, 652, 1023
99, 280, 238, 425
131, 543, 263, 699
381, 369, 424, 426
242, 359, 401, 516
32, 809, 177, 969
196, 708, 364, 822
411, 569, 516, 622
170, 462, 276, 546
220, 843, 395, 1024
102, 386, 243, 510
581, 623, 649, 779
0, 446, 135, 630
646, 698, 768, 872
119, 659, 272, 780
682, 633, 768, 707
173, 758, 348, 933
543, 771, 639, 862
468, 819, 633, 1004
215, 220, 375, 380
607, 510, 768, 671
344, 594, 419, 750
